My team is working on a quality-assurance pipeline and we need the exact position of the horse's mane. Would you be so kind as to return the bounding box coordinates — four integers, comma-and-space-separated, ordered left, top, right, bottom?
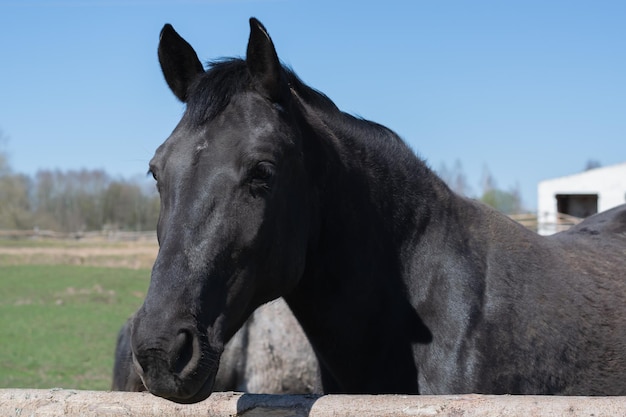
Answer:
186, 58, 340, 123
186, 59, 251, 124
186, 58, 439, 193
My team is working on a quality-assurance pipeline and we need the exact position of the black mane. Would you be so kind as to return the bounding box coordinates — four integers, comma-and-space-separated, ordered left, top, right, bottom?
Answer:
183, 59, 340, 120
186, 59, 251, 124
187, 57, 433, 181
186, 57, 343, 124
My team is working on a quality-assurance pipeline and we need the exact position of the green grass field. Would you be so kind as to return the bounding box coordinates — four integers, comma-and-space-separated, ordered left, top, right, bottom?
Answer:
0, 264, 150, 390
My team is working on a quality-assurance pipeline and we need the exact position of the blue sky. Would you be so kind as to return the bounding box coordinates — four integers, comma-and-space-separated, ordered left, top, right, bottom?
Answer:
1, 1, 625, 210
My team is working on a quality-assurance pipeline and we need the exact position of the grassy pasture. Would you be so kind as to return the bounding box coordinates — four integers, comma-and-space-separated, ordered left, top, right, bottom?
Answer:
0, 238, 154, 390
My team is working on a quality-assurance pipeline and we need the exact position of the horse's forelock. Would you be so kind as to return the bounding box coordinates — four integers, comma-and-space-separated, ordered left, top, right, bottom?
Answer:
185, 59, 251, 125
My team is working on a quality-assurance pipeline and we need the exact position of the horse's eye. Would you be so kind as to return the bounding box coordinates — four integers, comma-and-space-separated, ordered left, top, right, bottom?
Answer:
148, 169, 162, 193
249, 162, 275, 195
252, 162, 275, 181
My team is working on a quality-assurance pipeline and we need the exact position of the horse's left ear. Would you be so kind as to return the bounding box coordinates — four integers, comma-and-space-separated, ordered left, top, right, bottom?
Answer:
158, 24, 204, 102
246, 18, 282, 102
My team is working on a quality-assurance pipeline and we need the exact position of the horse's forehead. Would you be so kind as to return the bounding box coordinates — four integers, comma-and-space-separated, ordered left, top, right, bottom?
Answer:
152, 92, 288, 168
220, 92, 280, 128
206, 92, 292, 152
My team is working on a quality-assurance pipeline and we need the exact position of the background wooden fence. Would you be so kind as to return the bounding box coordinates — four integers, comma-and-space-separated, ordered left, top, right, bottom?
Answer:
0, 229, 156, 242
0, 212, 583, 242
508, 212, 582, 234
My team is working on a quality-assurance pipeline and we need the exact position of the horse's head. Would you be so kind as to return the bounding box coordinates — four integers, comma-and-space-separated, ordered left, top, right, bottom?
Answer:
131, 19, 315, 403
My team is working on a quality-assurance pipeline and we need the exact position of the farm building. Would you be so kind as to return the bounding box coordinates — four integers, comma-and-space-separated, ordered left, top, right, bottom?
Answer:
537, 161, 626, 235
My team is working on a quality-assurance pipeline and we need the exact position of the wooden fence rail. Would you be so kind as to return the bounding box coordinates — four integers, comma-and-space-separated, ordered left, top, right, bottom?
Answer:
1, 389, 626, 417
0, 229, 156, 241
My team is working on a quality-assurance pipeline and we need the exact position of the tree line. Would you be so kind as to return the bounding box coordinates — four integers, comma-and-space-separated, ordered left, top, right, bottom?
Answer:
437, 159, 524, 214
438, 158, 603, 215
0, 158, 524, 233
0, 128, 527, 232
0, 156, 159, 233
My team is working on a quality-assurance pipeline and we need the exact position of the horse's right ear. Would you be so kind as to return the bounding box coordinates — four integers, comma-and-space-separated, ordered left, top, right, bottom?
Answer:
246, 18, 282, 102
158, 24, 204, 102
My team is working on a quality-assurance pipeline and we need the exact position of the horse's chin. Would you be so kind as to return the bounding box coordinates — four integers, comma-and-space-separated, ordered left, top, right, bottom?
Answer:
152, 369, 217, 404
136, 346, 221, 404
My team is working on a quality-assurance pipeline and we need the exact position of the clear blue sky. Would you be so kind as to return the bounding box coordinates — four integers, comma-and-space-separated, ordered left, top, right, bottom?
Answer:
1, 1, 625, 210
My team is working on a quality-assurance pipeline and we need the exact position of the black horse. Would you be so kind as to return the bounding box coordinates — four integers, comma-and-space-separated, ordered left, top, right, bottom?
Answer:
130, 18, 626, 403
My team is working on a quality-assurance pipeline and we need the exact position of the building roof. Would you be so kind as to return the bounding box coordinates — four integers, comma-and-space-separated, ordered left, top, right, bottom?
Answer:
539, 161, 626, 186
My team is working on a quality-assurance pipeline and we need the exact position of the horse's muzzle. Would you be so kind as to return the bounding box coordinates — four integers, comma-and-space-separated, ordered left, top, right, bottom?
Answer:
130, 315, 221, 403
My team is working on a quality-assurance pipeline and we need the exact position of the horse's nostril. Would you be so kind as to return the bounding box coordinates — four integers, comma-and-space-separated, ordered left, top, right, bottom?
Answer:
172, 330, 195, 375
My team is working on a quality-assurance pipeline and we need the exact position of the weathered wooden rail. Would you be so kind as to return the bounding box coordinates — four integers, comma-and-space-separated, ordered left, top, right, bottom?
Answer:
1, 389, 626, 416
0, 229, 157, 241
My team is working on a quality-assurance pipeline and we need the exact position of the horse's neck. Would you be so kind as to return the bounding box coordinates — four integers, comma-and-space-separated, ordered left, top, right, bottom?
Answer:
291, 88, 466, 298
286, 95, 467, 391
287, 92, 545, 391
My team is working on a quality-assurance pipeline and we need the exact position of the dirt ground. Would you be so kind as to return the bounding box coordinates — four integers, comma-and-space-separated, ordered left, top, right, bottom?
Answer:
0, 239, 158, 270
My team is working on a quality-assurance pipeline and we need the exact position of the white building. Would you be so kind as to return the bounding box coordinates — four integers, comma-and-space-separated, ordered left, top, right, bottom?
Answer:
537, 162, 626, 235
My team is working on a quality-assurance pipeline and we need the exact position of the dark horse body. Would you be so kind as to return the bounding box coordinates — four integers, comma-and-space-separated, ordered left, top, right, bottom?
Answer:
130, 18, 626, 403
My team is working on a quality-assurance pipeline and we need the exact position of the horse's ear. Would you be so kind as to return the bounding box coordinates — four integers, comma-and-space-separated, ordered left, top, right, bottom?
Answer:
246, 18, 282, 102
158, 24, 204, 102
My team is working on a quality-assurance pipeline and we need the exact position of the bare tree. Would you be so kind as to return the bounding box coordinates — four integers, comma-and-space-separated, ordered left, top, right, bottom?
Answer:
0, 131, 34, 229
479, 166, 524, 214
438, 159, 472, 196
3, 167, 161, 233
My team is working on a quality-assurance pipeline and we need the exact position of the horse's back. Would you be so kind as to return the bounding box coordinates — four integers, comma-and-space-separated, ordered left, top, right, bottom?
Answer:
550, 204, 626, 277
554, 204, 626, 241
